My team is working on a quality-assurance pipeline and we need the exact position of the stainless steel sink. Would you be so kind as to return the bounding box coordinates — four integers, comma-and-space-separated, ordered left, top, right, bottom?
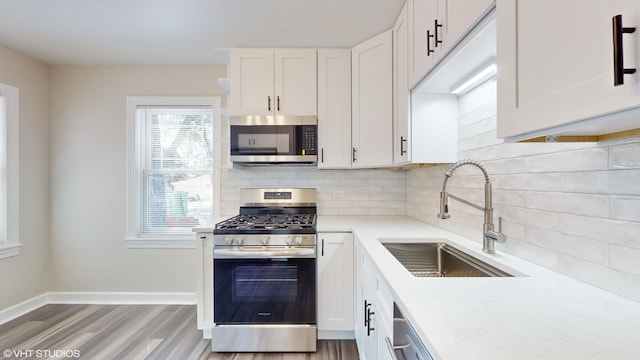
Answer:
381, 242, 513, 277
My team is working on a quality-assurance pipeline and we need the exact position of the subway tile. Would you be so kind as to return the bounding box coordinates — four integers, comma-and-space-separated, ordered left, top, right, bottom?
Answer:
609, 141, 640, 169
560, 214, 640, 249
610, 196, 640, 222
524, 191, 610, 218
522, 147, 609, 173
524, 227, 609, 265
609, 245, 640, 276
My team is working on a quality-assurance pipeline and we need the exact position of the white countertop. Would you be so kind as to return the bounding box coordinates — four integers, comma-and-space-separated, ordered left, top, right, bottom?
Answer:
318, 216, 640, 360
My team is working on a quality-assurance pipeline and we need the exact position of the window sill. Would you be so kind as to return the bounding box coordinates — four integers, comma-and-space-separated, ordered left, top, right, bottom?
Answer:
124, 236, 196, 249
0, 244, 22, 259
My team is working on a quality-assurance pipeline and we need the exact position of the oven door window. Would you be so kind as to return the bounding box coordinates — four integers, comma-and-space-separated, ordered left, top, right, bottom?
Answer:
214, 258, 316, 325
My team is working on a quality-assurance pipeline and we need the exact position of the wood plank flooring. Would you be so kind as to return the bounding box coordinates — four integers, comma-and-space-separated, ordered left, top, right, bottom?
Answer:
0, 304, 359, 360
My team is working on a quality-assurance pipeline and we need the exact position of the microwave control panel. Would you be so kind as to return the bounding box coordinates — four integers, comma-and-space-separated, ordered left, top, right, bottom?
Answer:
302, 126, 317, 155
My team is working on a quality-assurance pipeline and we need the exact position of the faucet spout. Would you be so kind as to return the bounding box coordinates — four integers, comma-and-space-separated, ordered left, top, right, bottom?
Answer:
437, 159, 506, 254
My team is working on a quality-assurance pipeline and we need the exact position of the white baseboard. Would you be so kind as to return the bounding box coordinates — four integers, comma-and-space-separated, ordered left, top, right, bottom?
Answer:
0, 293, 48, 325
317, 330, 355, 340
0, 291, 197, 325
46, 291, 196, 305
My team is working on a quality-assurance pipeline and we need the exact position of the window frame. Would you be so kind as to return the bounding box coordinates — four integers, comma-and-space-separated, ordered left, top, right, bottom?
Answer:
0, 82, 20, 259
125, 96, 221, 249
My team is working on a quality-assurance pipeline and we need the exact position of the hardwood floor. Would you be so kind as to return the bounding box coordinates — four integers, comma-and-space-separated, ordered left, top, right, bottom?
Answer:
0, 304, 359, 360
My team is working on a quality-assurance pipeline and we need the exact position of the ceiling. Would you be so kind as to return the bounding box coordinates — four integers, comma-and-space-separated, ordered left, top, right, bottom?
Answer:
0, 0, 405, 65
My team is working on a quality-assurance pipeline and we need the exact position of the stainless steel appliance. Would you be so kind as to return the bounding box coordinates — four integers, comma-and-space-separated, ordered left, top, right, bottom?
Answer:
387, 303, 433, 360
212, 188, 317, 352
230, 115, 317, 164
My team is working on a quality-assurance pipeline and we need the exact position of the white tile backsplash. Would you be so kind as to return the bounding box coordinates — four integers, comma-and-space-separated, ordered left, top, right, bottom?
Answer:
406, 79, 640, 302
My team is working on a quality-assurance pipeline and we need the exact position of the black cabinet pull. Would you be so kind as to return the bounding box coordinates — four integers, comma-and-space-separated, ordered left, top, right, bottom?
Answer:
277, 96, 280, 112
321, 148, 324, 163
426, 30, 435, 56
400, 136, 407, 156
366, 307, 376, 336
612, 14, 637, 86
352, 147, 357, 162
321, 238, 324, 256
364, 300, 370, 327
434, 19, 443, 47
268, 96, 271, 111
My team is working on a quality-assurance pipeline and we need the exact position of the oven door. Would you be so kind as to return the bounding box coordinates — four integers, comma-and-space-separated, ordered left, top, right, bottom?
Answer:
214, 257, 316, 325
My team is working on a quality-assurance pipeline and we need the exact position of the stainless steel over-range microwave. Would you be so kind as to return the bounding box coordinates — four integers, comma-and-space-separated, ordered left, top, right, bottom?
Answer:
229, 115, 318, 164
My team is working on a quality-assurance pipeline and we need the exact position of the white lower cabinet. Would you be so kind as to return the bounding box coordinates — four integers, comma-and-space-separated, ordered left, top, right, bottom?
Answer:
195, 232, 214, 336
355, 237, 395, 360
317, 232, 355, 339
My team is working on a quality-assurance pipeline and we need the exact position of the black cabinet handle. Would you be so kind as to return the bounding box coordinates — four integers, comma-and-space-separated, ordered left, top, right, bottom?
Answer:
613, 14, 637, 86
366, 307, 375, 336
321, 148, 324, 163
426, 30, 435, 56
321, 238, 324, 256
434, 19, 443, 47
400, 136, 407, 156
352, 147, 357, 162
364, 300, 370, 327
277, 96, 280, 112
268, 96, 271, 111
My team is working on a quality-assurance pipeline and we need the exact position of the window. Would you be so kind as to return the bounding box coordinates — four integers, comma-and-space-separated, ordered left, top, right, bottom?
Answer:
126, 97, 221, 248
0, 82, 20, 259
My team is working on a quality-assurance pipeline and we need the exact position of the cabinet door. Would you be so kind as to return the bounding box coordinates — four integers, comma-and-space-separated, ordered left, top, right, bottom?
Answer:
195, 233, 214, 331
352, 30, 393, 168
409, 0, 439, 87
317, 232, 354, 333
274, 49, 317, 115
439, 0, 494, 51
229, 49, 274, 115
497, 0, 640, 139
394, 3, 411, 165
317, 49, 352, 169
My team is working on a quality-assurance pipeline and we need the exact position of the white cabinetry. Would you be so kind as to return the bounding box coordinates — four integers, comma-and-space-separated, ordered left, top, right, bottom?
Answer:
409, 0, 495, 88
195, 232, 214, 337
230, 49, 317, 116
317, 232, 355, 339
317, 49, 352, 169
497, 0, 640, 141
355, 237, 394, 360
352, 30, 394, 168
394, 3, 411, 165
395, 2, 458, 166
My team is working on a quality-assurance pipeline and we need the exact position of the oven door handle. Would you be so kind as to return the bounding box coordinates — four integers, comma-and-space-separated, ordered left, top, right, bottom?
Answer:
213, 248, 316, 259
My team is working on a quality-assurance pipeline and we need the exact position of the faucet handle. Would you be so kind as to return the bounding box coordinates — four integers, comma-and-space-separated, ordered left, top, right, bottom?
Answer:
485, 230, 506, 243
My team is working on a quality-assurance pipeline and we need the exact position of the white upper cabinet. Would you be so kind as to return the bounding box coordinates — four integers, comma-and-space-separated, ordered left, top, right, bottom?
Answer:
352, 30, 394, 168
497, 0, 640, 141
230, 49, 317, 116
409, 0, 495, 88
394, 3, 411, 165
317, 49, 352, 169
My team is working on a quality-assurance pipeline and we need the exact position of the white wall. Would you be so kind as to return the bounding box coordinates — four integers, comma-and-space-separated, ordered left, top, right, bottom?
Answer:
406, 79, 640, 302
0, 45, 50, 309
48, 65, 228, 292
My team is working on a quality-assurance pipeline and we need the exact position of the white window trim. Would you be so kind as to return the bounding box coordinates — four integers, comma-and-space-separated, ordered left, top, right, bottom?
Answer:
125, 96, 221, 249
0, 83, 20, 259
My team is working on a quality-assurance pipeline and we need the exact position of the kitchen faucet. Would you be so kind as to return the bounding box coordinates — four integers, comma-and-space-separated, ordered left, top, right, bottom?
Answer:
437, 159, 506, 254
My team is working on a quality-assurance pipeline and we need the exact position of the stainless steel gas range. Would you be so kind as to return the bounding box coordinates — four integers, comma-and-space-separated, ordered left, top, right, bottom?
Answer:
211, 188, 317, 352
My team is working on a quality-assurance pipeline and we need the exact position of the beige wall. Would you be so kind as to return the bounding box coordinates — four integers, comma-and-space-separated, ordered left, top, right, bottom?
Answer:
48, 65, 227, 292
0, 45, 50, 309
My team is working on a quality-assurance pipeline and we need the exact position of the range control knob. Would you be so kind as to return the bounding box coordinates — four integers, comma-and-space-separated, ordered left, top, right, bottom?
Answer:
259, 237, 269, 246
295, 236, 303, 245
283, 236, 292, 246
235, 237, 244, 245
224, 237, 233, 245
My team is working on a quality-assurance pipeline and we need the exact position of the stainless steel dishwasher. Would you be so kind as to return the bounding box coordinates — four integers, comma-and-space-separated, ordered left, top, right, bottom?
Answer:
386, 303, 434, 360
